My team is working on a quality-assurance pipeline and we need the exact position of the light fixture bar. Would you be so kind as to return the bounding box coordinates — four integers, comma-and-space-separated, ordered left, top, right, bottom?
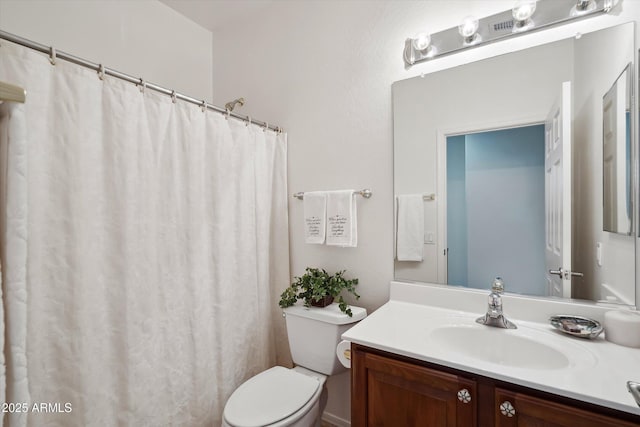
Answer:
404, 0, 613, 67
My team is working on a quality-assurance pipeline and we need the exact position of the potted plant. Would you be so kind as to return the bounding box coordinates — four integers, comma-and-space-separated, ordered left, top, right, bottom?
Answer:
279, 267, 360, 316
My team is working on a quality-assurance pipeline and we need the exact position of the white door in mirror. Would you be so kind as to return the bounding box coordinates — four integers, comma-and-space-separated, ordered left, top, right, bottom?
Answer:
545, 81, 572, 298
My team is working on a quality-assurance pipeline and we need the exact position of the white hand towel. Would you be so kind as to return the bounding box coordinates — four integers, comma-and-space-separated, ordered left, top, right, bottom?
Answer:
303, 191, 327, 244
396, 194, 424, 261
326, 190, 357, 247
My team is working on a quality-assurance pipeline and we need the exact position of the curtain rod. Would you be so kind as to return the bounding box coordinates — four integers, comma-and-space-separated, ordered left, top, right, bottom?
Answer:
0, 29, 283, 132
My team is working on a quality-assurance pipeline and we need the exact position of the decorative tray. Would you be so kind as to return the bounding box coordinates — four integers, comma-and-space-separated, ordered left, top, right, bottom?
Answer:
549, 315, 603, 339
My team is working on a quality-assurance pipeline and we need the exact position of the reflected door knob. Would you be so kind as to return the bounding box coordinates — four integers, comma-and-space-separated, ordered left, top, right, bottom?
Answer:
549, 268, 584, 279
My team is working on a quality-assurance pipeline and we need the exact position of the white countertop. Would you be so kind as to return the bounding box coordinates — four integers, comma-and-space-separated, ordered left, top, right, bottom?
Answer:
343, 282, 640, 416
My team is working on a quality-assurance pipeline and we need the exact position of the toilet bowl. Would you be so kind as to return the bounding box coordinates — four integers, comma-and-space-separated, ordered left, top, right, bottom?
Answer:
222, 366, 326, 427
222, 303, 366, 427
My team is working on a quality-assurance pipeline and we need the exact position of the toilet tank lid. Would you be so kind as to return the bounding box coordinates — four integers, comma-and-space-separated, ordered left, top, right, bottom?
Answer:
283, 303, 367, 324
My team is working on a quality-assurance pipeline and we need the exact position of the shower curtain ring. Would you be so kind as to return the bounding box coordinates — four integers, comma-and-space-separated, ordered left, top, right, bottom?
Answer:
138, 78, 146, 93
225, 108, 231, 120
246, 116, 252, 127
48, 46, 56, 65
171, 90, 177, 104
263, 122, 269, 132
98, 64, 105, 80
201, 100, 207, 113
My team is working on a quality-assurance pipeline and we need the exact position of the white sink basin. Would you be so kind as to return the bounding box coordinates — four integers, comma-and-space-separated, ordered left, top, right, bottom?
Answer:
428, 324, 595, 370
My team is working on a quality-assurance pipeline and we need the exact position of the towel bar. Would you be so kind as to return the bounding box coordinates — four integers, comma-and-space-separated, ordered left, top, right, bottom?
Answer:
293, 189, 373, 200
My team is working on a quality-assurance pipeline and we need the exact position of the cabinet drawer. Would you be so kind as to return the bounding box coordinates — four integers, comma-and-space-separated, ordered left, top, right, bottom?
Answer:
495, 387, 639, 427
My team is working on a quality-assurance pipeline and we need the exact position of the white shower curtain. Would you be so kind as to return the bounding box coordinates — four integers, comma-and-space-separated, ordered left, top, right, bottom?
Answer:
0, 41, 290, 426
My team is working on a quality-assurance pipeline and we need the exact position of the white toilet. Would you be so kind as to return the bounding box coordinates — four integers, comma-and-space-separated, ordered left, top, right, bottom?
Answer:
222, 302, 367, 427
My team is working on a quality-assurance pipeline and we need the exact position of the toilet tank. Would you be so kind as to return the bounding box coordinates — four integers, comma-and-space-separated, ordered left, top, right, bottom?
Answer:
283, 303, 367, 375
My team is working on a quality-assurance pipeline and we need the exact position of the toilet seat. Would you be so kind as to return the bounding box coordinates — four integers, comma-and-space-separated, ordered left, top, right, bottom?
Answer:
223, 366, 321, 427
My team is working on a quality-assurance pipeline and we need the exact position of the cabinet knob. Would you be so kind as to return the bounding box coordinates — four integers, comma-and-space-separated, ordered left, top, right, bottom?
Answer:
499, 401, 516, 417
457, 388, 471, 403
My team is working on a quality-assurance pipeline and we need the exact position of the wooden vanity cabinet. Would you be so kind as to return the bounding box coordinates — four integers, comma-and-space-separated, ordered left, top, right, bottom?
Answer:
352, 344, 640, 427
351, 345, 477, 426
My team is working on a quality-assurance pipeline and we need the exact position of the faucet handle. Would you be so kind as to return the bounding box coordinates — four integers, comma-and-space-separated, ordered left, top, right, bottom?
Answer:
491, 277, 504, 294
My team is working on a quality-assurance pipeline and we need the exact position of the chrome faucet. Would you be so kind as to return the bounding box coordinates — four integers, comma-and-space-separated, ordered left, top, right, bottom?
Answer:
476, 277, 517, 329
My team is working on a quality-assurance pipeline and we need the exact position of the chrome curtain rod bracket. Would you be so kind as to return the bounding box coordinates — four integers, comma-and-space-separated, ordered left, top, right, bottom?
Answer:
293, 189, 373, 200
0, 30, 283, 133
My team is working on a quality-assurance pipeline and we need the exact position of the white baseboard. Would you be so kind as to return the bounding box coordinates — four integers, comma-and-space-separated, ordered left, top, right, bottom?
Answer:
322, 412, 350, 427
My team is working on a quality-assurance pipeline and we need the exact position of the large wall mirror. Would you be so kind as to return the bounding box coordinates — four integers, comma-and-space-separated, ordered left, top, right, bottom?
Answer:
393, 22, 636, 307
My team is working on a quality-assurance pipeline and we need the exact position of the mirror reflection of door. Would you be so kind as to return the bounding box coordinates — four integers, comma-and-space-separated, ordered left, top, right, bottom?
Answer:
444, 83, 575, 298
603, 92, 618, 228
445, 124, 546, 295
544, 81, 572, 298
603, 64, 633, 236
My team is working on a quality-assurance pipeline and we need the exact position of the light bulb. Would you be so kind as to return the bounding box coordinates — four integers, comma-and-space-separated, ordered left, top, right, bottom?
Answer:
458, 16, 479, 38
512, 0, 537, 22
570, 0, 596, 16
458, 16, 480, 44
576, 0, 593, 10
512, 0, 536, 32
412, 32, 431, 51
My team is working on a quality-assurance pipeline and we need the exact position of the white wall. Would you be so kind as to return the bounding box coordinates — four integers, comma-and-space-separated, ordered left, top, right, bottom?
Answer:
210, 1, 640, 424
0, 0, 213, 99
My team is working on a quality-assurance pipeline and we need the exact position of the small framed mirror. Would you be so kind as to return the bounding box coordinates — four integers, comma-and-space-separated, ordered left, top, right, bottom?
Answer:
603, 63, 633, 235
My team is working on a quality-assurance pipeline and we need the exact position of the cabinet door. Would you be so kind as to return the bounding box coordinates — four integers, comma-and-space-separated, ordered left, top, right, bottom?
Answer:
352, 348, 476, 427
495, 388, 639, 427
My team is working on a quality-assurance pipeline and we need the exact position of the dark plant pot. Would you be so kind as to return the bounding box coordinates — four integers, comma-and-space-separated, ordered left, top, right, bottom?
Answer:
310, 295, 334, 308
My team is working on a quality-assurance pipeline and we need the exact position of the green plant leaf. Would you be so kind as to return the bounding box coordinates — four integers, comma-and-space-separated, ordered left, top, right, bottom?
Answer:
277, 267, 360, 316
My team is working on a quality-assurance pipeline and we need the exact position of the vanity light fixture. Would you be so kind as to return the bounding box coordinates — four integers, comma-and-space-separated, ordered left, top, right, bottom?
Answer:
512, 0, 537, 32
458, 16, 481, 45
403, 0, 616, 67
